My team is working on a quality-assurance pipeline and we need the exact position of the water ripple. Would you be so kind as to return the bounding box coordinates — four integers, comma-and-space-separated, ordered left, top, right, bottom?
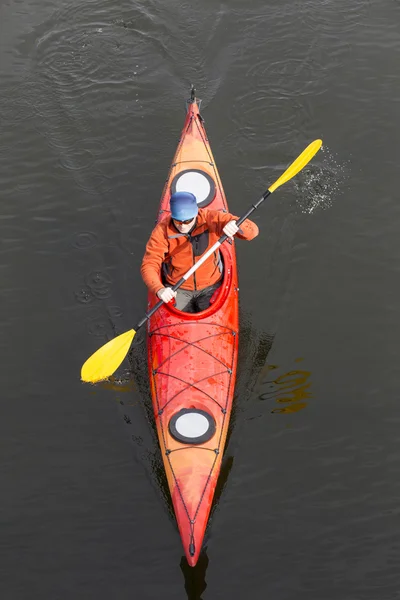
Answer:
72, 231, 98, 250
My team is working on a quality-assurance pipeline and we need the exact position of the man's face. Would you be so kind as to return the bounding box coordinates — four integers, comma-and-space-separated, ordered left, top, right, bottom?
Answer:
173, 217, 196, 234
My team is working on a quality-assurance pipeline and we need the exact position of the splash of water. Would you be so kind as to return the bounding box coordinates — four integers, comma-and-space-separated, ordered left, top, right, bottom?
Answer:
293, 145, 349, 214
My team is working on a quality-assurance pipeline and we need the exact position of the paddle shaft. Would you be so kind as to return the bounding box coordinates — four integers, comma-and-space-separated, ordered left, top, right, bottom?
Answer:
136, 188, 271, 329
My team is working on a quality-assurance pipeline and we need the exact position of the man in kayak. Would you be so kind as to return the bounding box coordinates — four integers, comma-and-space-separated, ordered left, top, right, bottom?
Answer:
141, 191, 259, 313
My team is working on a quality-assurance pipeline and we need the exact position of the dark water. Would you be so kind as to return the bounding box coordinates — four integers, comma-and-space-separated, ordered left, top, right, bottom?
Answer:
2, 0, 400, 597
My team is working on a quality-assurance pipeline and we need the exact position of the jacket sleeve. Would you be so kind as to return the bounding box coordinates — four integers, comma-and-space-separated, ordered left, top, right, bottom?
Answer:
208, 210, 259, 240
140, 224, 169, 295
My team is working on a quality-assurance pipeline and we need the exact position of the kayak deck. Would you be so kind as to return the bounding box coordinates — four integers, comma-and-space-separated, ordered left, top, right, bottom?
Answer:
147, 91, 239, 566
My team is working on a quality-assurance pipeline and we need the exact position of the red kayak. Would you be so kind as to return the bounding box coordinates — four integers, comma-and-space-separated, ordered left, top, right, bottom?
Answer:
79, 89, 322, 565
147, 88, 239, 566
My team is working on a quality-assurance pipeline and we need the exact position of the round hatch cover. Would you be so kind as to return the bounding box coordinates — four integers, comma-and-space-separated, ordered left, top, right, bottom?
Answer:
169, 408, 216, 445
170, 169, 216, 208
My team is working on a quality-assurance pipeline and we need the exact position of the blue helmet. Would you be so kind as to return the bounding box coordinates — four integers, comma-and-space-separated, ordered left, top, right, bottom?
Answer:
170, 191, 198, 221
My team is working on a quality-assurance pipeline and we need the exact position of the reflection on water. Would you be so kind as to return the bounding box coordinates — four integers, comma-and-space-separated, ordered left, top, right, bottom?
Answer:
97, 377, 135, 393
257, 357, 312, 414
180, 549, 209, 600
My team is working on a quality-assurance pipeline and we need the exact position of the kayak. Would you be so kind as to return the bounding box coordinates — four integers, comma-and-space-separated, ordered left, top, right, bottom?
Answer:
79, 89, 322, 566
147, 88, 239, 566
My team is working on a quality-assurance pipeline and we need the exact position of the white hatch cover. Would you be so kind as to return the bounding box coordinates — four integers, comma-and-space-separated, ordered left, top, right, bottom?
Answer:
170, 169, 216, 208
169, 408, 216, 445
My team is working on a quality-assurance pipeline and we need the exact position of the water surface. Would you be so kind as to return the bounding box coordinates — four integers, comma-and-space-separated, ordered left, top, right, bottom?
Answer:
2, 0, 400, 598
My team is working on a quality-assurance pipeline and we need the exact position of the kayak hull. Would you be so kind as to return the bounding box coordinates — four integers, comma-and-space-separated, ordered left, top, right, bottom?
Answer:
147, 96, 239, 566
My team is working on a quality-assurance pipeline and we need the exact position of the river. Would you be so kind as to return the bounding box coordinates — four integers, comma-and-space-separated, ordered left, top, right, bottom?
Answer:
1, 0, 400, 598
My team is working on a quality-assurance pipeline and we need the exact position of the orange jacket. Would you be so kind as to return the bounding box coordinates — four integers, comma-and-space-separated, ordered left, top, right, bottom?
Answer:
141, 208, 259, 294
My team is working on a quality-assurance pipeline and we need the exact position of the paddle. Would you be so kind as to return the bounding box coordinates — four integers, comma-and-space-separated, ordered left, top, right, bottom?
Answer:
81, 139, 322, 383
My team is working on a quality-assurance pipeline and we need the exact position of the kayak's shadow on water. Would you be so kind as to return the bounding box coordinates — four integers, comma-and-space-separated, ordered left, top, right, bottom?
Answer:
180, 549, 209, 600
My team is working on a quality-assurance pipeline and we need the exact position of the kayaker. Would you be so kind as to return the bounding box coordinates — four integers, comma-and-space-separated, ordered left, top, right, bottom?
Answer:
141, 191, 259, 313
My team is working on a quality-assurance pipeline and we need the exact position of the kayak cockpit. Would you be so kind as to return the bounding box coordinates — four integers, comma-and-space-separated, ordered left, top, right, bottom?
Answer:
164, 244, 234, 320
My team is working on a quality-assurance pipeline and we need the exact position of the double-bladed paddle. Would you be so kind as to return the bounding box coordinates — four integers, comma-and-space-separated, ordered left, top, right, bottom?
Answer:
81, 139, 322, 383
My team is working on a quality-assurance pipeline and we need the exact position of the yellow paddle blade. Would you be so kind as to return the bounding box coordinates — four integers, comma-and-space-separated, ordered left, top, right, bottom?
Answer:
81, 329, 136, 383
268, 139, 322, 193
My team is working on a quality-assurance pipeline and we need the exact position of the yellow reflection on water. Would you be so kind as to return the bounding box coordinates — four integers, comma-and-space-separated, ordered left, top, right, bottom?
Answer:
257, 358, 312, 415
97, 377, 135, 393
